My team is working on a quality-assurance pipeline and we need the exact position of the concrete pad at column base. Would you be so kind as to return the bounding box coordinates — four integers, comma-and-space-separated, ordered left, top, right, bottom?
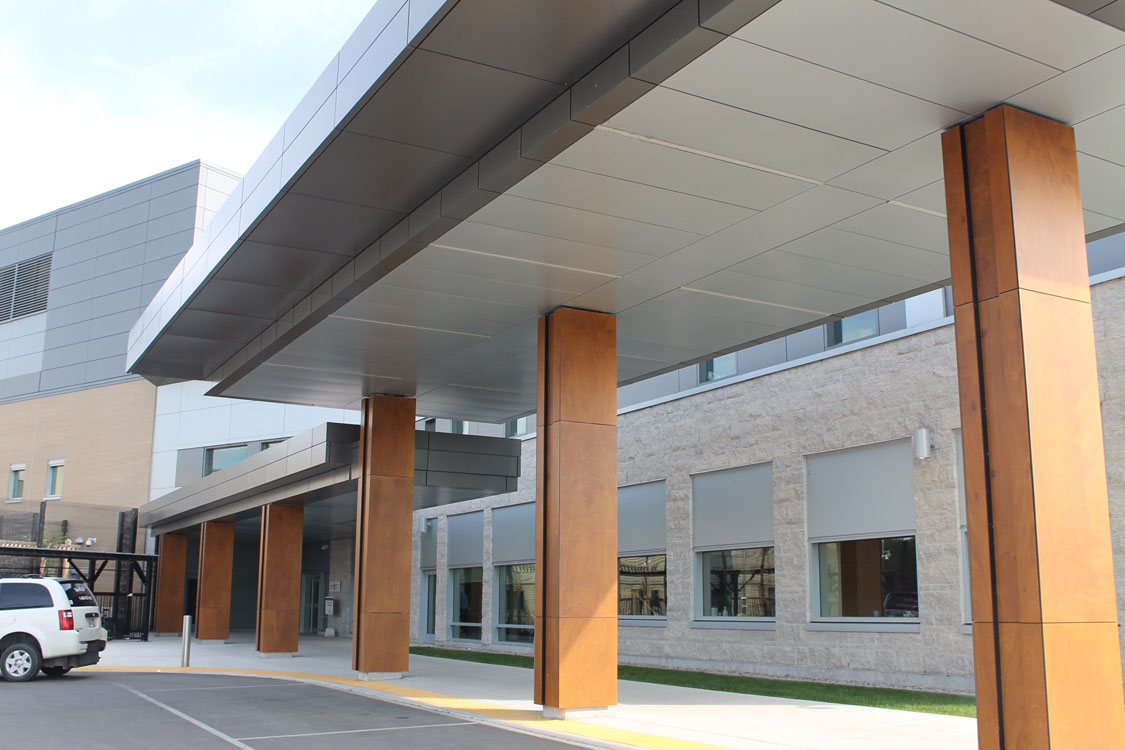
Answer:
358, 671, 404, 681
542, 706, 609, 720
197, 639, 235, 645
257, 652, 297, 658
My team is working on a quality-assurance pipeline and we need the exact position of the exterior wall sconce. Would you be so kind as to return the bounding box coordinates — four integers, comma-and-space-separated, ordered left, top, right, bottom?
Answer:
913, 428, 933, 460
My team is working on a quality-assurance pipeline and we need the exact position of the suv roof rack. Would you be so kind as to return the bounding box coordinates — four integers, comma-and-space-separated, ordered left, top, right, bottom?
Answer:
18, 574, 44, 579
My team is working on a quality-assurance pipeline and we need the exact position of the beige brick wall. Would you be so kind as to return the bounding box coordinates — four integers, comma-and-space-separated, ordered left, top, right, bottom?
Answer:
0, 379, 156, 511
412, 274, 1125, 692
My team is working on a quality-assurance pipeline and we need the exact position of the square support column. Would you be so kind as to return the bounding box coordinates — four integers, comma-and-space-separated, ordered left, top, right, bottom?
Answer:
534, 306, 618, 715
153, 532, 187, 634
942, 104, 1125, 749
256, 504, 303, 655
196, 521, 235, 642
353, 394, 416, 676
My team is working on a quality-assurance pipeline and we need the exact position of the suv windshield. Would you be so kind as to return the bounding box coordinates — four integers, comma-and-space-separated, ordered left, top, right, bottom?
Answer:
59, 581, 98, 607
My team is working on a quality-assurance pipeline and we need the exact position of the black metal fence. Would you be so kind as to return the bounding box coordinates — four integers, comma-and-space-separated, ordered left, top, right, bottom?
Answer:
0, 546, 158, 640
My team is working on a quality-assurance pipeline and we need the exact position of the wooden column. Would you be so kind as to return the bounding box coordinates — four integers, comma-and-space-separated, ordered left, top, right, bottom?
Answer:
256, 504, 303, 654
534, 306, 618, 716
942, 104, 1125, 749
196, 521, 235, 641
352, 394, 416, 676
153, 532, 187, 633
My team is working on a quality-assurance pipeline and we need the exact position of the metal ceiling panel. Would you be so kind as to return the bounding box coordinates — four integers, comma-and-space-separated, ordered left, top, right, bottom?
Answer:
738, 0, 1057, 113
606, 85, 883, 182
344, 49, 563, 157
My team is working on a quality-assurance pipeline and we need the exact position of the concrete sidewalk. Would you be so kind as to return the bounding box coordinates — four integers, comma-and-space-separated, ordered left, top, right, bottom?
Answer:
95, 634, 978, 750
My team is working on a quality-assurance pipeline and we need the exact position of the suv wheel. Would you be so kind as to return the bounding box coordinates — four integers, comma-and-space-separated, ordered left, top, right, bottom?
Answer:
41, 666, 71, 677
1, 642, 41, 682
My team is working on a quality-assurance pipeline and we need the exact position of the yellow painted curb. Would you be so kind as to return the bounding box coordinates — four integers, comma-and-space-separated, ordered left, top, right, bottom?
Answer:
86, 665, 730, 750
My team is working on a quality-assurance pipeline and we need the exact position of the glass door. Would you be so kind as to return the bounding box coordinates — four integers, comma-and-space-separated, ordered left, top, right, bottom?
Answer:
300, 572, 327, 634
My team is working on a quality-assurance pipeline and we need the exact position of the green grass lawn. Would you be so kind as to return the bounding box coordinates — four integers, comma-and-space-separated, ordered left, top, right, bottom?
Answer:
409, 646, 976, 718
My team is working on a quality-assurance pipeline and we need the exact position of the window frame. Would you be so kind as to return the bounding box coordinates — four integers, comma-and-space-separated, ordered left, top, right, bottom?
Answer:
808, 533, 920, 624
45, 458, 64, 499
698, 352, 737, 383
494, 562, 535, 645
203, 443, 249, 476
420, 569, 437, 641
694, 545, 776, 623
826, 309, 880, 349
448, 565, 483, 641
7, 464, 26, 503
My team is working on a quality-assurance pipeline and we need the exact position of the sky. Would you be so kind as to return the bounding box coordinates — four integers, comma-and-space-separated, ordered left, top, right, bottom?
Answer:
0, 0, 376, 228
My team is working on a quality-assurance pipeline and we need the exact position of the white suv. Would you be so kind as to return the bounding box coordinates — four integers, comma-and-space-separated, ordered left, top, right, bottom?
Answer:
0, 576, 107, 681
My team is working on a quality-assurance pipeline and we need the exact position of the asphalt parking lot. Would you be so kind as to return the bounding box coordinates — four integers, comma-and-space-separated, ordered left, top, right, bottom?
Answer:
0, 671, 584, 750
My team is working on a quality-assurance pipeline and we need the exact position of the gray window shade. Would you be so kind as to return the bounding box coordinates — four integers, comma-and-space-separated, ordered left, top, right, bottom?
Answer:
492, 503, 535, 564
806, 438, 916, 541
421, 518, 437, 569
447, 511, 484, 567
692, 464, 773, 549
618, 481, 666, 554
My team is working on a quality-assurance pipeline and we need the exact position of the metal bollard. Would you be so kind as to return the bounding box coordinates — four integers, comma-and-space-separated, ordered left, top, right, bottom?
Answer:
181, 615, 192, 668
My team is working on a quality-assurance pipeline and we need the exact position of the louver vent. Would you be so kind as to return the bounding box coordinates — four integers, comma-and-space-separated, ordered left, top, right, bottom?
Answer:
0, 252, 52, 322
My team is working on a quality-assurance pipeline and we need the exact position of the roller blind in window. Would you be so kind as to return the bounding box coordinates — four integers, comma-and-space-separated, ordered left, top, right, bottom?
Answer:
421, 518, 437, 569
806, 438, 916, 541
447, 511, 483, 567
618, 481, 666, 554
692, 463, 773, 549
492, 503, 535, 564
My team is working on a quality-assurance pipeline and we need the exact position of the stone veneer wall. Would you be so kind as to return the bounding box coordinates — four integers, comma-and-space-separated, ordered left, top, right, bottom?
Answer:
410, 274, 1125, 693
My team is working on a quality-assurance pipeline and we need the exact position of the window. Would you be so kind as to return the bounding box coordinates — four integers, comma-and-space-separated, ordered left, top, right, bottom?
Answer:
692, 464, 775, 621
204, 444, 248, 475
0, 253, 52, 323
8, 465, 25, 501
0, 582, 54, 610
807, 439, 919, 622
702, 547, 775, 617
619, 555, 666, 616
496, 563, 535, 643
422, 571, 436, 638
451, 419, 469, 434
46, 459, 64, 498
699, 352, 737, 383
59, 581, 97, 607
816, 536, 918, 618
423, 418, 436, 432
505, 416, 530, 438
449, 567, 482, 640
827, 309, 878, 348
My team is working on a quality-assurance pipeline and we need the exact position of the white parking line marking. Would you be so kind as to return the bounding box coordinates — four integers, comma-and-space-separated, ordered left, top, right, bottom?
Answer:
145, 683, 308, 692
111, 682, 255, 750
237, 721, 475, 741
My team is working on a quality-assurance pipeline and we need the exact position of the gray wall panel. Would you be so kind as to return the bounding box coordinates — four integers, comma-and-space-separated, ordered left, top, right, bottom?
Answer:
84, 355, 125, 382
493, 502, 534, 563
806, 438, 916, 541
619, 481, 666, 554
785, 327, 825, 360
692, 463, 773, 549
89, 288, 142, 318
739, 338, 786, 373
39, 364, 86, 391
447, 510, 483, 567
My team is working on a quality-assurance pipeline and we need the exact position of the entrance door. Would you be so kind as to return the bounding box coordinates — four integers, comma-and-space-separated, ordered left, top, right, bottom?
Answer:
300, 572, 327, 634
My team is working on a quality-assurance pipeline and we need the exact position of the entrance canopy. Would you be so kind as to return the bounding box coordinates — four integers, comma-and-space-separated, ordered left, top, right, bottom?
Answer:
126, 0, 1125, 421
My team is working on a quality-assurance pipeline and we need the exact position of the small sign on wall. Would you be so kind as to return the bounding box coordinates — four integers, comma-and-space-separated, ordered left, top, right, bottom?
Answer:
324, 598, 336, 616
328, 580, 341, 592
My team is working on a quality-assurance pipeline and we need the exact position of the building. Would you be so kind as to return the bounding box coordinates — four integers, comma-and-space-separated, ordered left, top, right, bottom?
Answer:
113, 1, 1125, 746
0, 162, 359, 578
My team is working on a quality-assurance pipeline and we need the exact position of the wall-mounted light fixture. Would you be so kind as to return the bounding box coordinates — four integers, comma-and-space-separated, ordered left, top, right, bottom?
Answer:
913, 427, 933, 460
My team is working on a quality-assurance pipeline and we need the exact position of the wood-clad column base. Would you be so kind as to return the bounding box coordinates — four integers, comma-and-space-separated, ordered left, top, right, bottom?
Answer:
256, 504, 303, 655
942, 104, 1125, 749
153, 532, 187, 634
534, 307, 618, 715
196, 521, 235, 642
353, 395, 416, 677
